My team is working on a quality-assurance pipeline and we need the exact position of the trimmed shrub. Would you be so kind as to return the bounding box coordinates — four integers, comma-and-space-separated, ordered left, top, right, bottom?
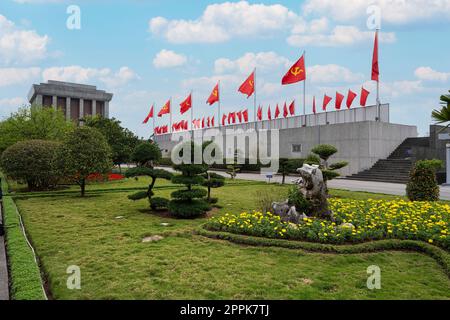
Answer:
287, 185, 311, 214
310, 144, 348, 184
407, 160, 442, 201
169, 141, 210, 218
1, 140, 61, 191
150, 197, 169, 211
202, 172, 225, 202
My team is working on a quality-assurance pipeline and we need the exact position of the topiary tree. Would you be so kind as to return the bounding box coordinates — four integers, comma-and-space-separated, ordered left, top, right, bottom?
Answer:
406, 160, 442, 201
310, 144, 348, 185
169, 141, 210, 218
202, 172, 225, 203
125, 142, 172, 209
278, 158, 294, 184
1, 140, 61, 191
57, 126, 112, 197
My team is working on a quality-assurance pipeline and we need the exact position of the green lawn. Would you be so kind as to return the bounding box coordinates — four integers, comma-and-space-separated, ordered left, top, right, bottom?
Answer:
13, 179, 450, 300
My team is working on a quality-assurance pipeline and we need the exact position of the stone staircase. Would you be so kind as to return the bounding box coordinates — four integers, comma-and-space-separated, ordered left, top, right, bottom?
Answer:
345, 138, 427, 184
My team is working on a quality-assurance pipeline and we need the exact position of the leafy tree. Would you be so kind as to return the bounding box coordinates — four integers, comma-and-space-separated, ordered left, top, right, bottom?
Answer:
0, 106, 74, 154
311, 144, 348, 184
169, 141, 210, 218
431, 90, 450, 127
125, 142, 172, 208
278, 158, 294, 184
84, 116, 139, 171
57, 126, 112, 196
407, 160, 442, 201
1, 140, 61, 191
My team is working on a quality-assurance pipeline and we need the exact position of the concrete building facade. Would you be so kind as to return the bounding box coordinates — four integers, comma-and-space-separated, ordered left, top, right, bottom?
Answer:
28, 80, 113, 121
154, 104, 418, 177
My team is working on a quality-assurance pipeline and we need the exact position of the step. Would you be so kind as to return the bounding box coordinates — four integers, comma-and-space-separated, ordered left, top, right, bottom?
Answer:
345, 177, 409, 184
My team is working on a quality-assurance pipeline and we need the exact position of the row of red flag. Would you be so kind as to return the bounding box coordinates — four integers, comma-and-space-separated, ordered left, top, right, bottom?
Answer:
145, 30, 380, 132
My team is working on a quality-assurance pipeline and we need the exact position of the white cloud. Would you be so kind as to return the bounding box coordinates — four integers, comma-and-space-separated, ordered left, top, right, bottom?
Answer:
309, 64, 364, 84
0, 14, 50, 65
288, 25, 396, 47
149, 1, 300, 44
302, 0, 450, 24
415, 67, 450, 82
0, 67, 41, 87
214, 52, 291, 75
14, 0, 64, 3
0, 97, 28, 117
42, 66, 138, 88
153, 49, 187, 69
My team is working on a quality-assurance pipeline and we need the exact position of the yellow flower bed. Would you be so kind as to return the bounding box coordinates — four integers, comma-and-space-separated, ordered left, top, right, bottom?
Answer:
206, 199, 450, 250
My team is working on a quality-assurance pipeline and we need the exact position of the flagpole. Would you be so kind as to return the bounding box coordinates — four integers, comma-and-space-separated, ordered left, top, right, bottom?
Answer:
170, 97, 173, 133
254, 67, 257, 130
152, 102, 155, 138
218, 81, 221, 129
376, 29, 381, 121
190, 90, 194, 133
303, 50, 306, 127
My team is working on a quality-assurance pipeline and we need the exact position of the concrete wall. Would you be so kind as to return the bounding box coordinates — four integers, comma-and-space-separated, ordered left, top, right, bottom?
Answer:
154, 121, 417, 177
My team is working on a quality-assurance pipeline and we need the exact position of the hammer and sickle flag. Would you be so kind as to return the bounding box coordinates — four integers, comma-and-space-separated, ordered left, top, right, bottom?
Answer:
238, 71, 255, 98
158, 100, 171, 117
180, 93, 192, 115
282, 54, 306, 85
207, 83, 220, 106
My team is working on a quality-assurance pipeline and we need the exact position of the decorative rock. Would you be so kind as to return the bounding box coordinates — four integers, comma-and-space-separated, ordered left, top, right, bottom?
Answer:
295, 164, 333, 220
160, 223, 170, 227
271, 201, 305, 224
142, 235, 164, 243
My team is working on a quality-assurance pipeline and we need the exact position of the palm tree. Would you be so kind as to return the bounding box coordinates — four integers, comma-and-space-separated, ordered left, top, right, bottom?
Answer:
432, 90, 450, 128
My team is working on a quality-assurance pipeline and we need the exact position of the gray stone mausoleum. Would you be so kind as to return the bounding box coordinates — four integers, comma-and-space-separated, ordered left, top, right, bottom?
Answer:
28, 80, 113, 121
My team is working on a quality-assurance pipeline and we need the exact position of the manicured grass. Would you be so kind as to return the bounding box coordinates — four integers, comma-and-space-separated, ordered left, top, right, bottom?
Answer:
13, 182, 450, 299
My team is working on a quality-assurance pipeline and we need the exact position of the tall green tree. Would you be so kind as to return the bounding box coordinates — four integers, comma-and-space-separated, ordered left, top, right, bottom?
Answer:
431, 90, 450, 127
0, 106, 74, 154
57, 127, 112, 196
84, 116, 139, 171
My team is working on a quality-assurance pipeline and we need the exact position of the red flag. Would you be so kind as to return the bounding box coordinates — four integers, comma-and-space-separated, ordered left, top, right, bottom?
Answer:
211, 116, 215, 127
231, 112, 236, 124
268, 105, 272, 120
143, 105, 154, 124
222, 114, 226, 126
275, 104, 280, 118
360, 87, 370, 107
154, 126, 159, 135
180, 94, 192, 115
371, 31, 379, 82
257, 106, 262, 121
313, 96, 316, 114
238, 71, 255, 98
289, 100, 295, 116
283, 102, 288, 118
282, 54, 306, 85
202, 117, 205, 128
158, 100, 171, 117
207, 83, 220, 105
323, 95, 332, 111
243, 109, 249, 122
207, 116, 211, 127
346, 89, 357, 109
335, 92, 344, 110
236, 110, 243, 123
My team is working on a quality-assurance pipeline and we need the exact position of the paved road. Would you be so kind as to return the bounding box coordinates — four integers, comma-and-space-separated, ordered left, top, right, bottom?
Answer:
0, 202, 9, 300
158, 167, 450, 201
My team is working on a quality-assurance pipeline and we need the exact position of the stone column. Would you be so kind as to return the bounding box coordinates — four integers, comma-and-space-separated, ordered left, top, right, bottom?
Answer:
79, 99, 84, 119
35, 94, 43, 106
52, 96, 57, 110
105, 101, 110, 118
66, 97, 71, 121
92, 100, 97, 116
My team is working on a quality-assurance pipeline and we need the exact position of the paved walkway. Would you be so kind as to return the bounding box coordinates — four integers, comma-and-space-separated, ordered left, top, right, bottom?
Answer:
0, 202, 9, 300
157, 167, 450, 201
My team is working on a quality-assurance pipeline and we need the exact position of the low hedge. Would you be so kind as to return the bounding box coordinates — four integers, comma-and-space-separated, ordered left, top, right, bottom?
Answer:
198, 227, 450, 278
2, 196, 46, 300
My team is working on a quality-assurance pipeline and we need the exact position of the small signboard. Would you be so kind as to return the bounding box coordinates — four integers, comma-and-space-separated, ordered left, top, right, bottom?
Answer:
265, 173, 273, 183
